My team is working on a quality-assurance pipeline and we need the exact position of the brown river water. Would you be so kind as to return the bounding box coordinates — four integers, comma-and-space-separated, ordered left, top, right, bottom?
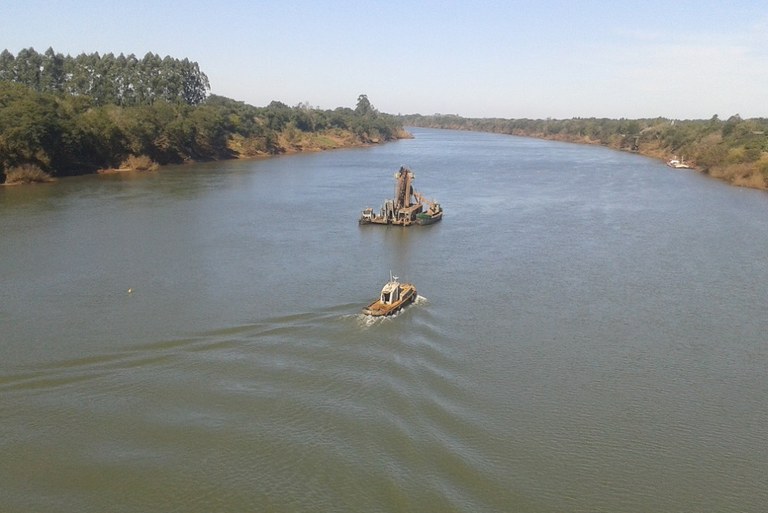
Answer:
1, 128, 767, 512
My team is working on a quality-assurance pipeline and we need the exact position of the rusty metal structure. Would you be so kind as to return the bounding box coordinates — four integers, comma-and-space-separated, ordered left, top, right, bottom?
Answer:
359, 166, 443, 226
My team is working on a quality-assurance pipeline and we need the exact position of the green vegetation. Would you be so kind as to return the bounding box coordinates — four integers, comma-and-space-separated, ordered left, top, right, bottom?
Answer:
117, 155, 159, 172
400, 114, 768, 189
0, 48, 405, 183
9, 45, 764, 191
0, 47, 209, 106
3, 163, 52, 184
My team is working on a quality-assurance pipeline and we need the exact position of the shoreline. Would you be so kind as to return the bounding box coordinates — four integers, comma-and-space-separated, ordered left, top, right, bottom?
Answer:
7, 126, 763, 192
533, 132, 767, 191
2, 129, 414, 185
412, 126, 767, 192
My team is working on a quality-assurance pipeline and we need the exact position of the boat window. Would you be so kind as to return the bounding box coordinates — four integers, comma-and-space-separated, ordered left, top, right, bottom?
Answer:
382, 292, 391, 303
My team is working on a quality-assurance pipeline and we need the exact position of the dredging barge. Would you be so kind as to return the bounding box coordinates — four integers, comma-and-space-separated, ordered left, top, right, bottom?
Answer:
359, 166, 442, 226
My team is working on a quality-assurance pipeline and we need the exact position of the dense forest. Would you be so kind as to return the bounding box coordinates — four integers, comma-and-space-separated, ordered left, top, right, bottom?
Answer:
0, 48, 405, 183
399, 114, 768, 189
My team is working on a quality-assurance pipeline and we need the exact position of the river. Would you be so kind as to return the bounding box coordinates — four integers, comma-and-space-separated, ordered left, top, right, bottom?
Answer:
1, 128, 767, 512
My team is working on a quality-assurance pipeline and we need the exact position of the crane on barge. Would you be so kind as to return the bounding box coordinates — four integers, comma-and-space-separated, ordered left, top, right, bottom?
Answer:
358, 166, 442, 226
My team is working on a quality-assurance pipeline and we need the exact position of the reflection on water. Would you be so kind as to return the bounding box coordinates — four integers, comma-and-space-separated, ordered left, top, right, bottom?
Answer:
2, 129, 768, 513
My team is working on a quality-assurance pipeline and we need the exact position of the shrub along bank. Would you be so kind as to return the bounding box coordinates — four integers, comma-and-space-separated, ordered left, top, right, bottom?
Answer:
400, 114, 768, 190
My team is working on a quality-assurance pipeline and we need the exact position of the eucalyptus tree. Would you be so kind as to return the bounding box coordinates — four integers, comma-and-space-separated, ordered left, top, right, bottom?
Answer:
41, 47, 66, 93
0, 49, 15, 82
355, 94, 375, 117
14, 48, 43, 91
179, 58, 209, 105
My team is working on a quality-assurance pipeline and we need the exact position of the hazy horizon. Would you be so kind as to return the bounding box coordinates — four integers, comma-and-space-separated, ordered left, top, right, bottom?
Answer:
3, 0, 767, 120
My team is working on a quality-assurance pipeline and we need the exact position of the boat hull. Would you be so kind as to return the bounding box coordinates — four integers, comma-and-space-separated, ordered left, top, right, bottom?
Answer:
362, 284, 417, 316
360, 217, 417, 226
415, 211, 442, 225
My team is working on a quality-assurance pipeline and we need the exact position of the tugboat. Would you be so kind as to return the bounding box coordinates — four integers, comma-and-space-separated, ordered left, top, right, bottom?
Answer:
359, 166, 442, 226
414, 193, 443, 225
362, 272, 417, 317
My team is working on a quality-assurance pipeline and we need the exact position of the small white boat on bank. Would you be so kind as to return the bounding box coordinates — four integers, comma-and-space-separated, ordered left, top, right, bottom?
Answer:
667, 157, 691, 169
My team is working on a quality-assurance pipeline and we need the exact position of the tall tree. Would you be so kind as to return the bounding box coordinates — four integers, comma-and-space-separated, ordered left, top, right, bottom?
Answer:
355, 94, 374, 117
41, 47, 66, 92
14, 48, 43, 91
2, 48, 209, 106
0, 49, 16, 82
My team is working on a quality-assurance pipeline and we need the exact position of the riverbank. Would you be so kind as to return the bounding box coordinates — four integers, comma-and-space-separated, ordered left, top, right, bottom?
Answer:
0, 164, 55, 185
400, 115, 768, 192
248, 127, 412, 156
0, 83, 408, 185
3, 128, 414, 184
536, 131, 768, 191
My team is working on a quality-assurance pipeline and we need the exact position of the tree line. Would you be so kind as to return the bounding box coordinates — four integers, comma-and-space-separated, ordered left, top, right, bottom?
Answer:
399, 113, 768, 188
0, 47, 209, 106
0, 48, 404, 182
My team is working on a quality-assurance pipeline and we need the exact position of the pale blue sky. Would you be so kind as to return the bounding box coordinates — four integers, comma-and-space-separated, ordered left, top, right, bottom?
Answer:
2, 0, 767, 119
